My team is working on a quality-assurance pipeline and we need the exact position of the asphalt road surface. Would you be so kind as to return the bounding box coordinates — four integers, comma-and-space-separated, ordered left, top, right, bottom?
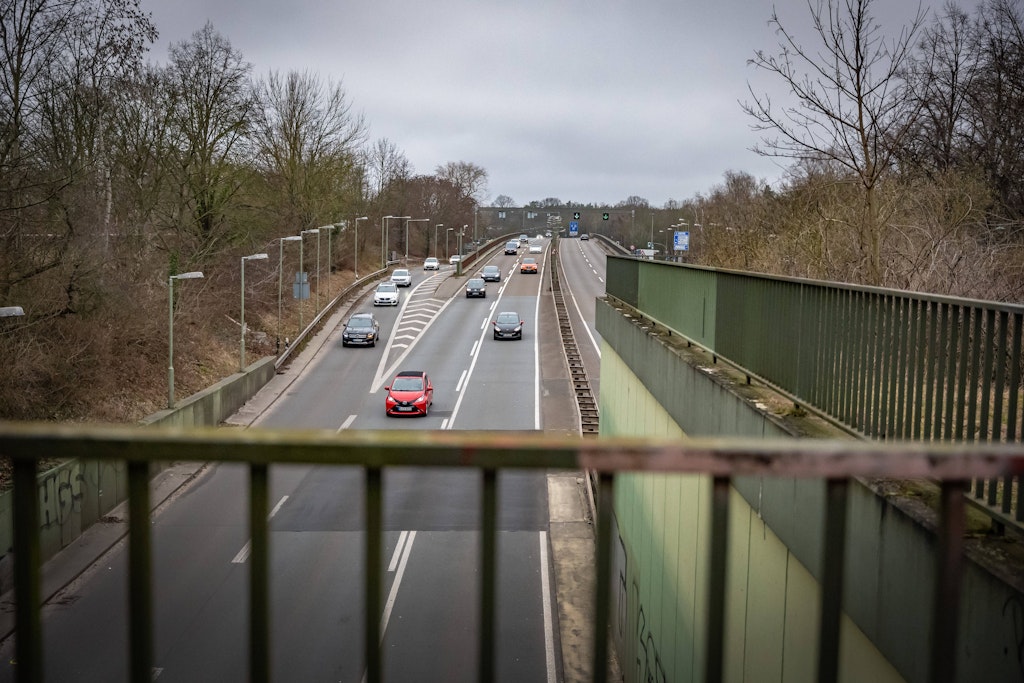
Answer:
0, 238, 597, 682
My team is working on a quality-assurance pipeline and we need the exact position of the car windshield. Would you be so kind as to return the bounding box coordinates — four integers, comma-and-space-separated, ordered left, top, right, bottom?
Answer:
349, 316, 373, 328
377, 283, 397, 292
523, 258, 536, 264
468, 279, 484, 287
393, 270, 409, 276
391, 377, 423, 391
496, 313, 519, 324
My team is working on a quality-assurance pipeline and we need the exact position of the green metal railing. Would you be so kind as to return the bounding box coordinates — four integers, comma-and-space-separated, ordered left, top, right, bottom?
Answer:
2, 423, 1023, 682
606, 257, 1024, 527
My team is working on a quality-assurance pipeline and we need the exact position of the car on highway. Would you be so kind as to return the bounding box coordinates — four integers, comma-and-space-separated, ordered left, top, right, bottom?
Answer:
492, 311, 524, 340
519, 234, 529, 245
529, 243, 543, 254
545, 230, 552, 237
373, 282, 399, 306
481, 265, 501, 282
465, 278, 486, 298
520, 257, 538, 274
390, 268, 412, 287
385, 370, 433, 416
580, 233, 590, 240
449, 254, 462, 265
341, 312, 380, 347
504, 241, 519, 255
423, 257, 440, 270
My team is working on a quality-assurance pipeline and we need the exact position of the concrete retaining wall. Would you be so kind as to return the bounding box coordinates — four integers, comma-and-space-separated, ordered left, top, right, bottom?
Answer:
0, 355, 277, 592
597, 298, 1024, 683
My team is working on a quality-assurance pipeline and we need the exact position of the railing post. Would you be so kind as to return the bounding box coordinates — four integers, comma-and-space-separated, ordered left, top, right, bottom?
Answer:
817, 478, 849, 683
249, 464, 269, 683
13, 457, 42, 683
365, 467, 382, 683
593, 473, 615, 683
931, 481, 965, 683
704, 476, 730, 683
128, 460, 153, 683
480, 468, 497, 682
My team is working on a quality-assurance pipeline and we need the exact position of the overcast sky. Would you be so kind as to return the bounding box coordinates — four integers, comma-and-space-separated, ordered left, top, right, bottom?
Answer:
139, 0, 944, 208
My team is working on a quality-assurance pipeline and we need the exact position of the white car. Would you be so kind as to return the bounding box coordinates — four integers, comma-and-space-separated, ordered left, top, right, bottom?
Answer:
529, 243, 543, 254
373, 282, 400, 306
423, 257, 439, 270
390, 268, 412, 287
449, 254, 462, 265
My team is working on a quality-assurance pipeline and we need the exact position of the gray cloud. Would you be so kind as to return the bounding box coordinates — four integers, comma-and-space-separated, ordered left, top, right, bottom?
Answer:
141, 0, 952, 206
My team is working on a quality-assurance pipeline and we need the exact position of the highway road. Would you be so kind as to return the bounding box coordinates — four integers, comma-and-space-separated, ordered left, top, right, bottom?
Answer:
0, 235, 611, 683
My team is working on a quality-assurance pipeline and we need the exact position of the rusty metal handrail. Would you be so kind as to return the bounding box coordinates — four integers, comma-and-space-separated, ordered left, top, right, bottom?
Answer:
3, 423, 1022, 683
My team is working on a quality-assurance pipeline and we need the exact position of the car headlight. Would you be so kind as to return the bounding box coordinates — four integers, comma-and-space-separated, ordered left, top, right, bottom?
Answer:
513, 326, 522, 332
414, 395, 427, 403
366, 333, 375, 338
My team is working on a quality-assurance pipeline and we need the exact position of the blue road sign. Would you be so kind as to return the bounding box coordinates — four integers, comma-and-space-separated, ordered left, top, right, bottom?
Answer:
569, 221, 579, 237
674, 231, 690, 251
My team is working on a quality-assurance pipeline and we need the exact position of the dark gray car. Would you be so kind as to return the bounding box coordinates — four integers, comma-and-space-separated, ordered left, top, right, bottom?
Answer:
342, 312, 381, 347
465, 278, 486, 298
492, 311, 523, 340
481, 265, 501, 282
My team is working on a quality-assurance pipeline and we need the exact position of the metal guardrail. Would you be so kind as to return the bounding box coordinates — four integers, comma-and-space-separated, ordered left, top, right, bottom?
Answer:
605, 257, 1024, 533
2, 423, 1022, 683
274, 268, 388, 371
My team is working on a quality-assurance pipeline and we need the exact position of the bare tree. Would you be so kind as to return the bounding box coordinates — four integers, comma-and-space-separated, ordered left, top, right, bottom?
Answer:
365, 137, 411, 199
434, 160, 488, 205
967, 0, 1024, 219
743, 0, 926, 285
902, 2, 979, 174
493, 194, 516, 208
164, 22, 255, 262
252, 69, 367, 230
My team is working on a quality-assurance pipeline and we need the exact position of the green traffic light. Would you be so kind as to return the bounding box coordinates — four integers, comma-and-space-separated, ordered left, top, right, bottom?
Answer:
602, 213, 609, 220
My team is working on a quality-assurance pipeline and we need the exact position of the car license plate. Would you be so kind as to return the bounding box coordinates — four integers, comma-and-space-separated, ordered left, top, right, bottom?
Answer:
397, 406, 414, 411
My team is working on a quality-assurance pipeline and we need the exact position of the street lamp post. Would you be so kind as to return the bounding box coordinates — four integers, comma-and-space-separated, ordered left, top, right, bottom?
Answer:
457, 225, 466, 276
380, 215, 393, 269
299, 229, 319, 331
406, 218, 428, 262
168, 271, 204, 409
383, 216, 407, 267
354, 216, 368, 277
277, 236, 302, 354
240, 253, 269, 371
434, 223, 444, 256
325, 224, 339, 302
446, 227, 454, 259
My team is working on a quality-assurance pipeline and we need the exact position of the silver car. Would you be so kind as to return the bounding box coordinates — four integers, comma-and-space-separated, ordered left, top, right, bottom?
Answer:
373, 282, 400, 306
390, 268, 412, 287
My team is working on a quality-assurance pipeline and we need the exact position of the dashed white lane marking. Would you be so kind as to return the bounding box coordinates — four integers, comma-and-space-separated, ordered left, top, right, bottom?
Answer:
338, 415, 356, 431
231, 495, 289, 563
388, 530, 409, 572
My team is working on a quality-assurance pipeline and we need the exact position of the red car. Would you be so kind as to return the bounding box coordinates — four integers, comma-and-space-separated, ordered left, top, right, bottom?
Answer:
385, 370, 433, 417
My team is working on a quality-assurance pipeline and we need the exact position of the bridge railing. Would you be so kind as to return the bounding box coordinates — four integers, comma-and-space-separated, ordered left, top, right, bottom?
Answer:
606, 256, 1024, 530
2, 423, 1021, 683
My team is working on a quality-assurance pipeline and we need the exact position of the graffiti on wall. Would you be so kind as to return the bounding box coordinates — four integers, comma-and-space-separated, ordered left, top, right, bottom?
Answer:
616, 533, 668, 683
39, 464, 85, 529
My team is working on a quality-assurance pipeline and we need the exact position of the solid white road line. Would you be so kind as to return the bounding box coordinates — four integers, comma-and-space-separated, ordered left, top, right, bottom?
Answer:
388, 530, 409, 572
338, 415, 356, 431
380, 530, 416, 638
539, 531, 557, 683
231, 495, 289, 563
